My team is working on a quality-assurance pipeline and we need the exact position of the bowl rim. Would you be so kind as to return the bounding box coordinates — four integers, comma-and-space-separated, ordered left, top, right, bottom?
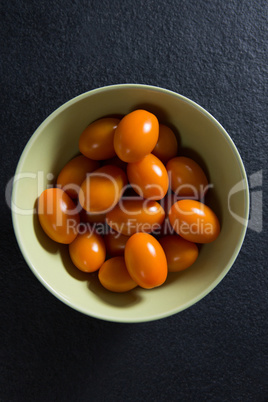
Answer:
11, 83, 250, 323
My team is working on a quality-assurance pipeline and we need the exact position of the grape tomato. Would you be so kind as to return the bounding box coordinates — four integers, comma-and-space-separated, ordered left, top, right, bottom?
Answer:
79, 165, 127, 213
69, 231, 106, 272
114, 109, 159, 163
98, 257, 137, 293
127, 153, 169, 200
104, 231, 130, 257
166, 156, 208, 199
38, 188, 80, 244
106, 200, 165, 236
159, 235, 199, 272
57, 155, 99, 199
168, 200, 220, 243
124, 233, 168, 289
79, 117, 120, 160
152, 124, 178, 164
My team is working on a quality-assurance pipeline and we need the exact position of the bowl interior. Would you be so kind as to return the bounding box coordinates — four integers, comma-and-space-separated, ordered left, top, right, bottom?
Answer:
12, 84, 249, 322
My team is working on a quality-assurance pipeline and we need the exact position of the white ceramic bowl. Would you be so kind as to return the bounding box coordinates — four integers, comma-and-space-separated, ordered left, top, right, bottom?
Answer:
12, 84, 249, 322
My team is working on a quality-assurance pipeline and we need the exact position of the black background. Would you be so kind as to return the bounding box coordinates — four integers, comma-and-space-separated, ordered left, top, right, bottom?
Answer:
1, 1, 267, 401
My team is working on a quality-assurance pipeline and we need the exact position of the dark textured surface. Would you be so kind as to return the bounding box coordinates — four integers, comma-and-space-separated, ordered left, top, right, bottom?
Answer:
1, 0, 267, 401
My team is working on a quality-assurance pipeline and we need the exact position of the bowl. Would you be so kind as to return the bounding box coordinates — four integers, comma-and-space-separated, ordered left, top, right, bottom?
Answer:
12, 84, 249, 322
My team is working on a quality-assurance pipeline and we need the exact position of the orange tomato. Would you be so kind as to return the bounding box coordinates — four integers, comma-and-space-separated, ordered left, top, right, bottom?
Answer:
57, 155, 99, 199
69, 231, 106, 272
166, 156, 208, 199
38, 188, 80, 244
104, 231, 130, 256
106, 200, 165, 236
98, 257, 137, 292
124, 233, 168, 289
114, 110, 159, 163
127, 153, 169, 200
168, 200, 220, 243
79, 165, 127, 213
159, 235, 199, 272
79, 117, 120, 160
152, 124, 178, 164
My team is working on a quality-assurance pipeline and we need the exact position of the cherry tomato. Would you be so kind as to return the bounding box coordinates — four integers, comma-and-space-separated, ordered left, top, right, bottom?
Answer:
79, 117, 120, 160
152, 124, 178, 164
114, 110, 159, 163
106, 200, 165, 236
98, 257, 137, 292
125, 233, 167, 289
127, 153, 169, 200
79, 165, 127, 213
168, 200, 220, 243
159, 235, 199, 272
166, 156, 208, 199
69, 231, 106, 272
104, 231, 130, 256
56, 155, 99, 199
38, 188, 80, 244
